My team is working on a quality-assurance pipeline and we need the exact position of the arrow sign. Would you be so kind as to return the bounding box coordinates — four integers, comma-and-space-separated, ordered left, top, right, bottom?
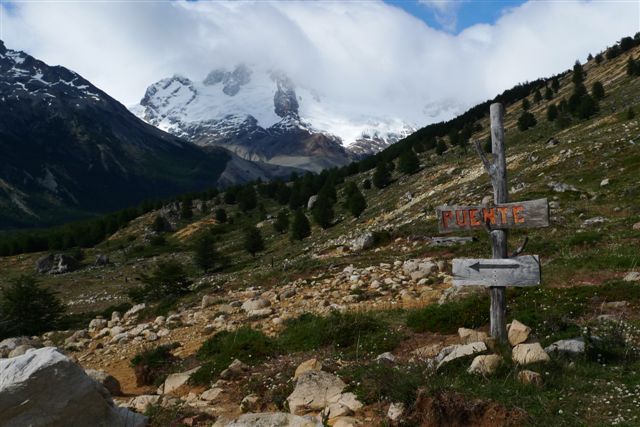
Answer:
469, 262, 519, 272
453, 255, 541, 287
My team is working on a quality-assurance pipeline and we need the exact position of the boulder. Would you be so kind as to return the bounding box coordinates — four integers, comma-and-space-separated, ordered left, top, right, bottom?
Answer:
544, 338, 585, 356
0, 337, 39, 358
201, 295, 218, 309
129, 395, 161, 413
633, 222, 640, 231
124, 303, 146, 321
411, 344, 441, 359
387, 402, 405, 421
7, 345, 35, 358
468, 354, 502, 375
164, 367, 200, 395
294, 358, 322, 379
89, 318, 108, 333
623, 272, 640, 282
508, 320, 531, 346
242, 298, 270, 312
200, 387, 223, 402
307, 195, 318, 210
458, 328, 489, 345
35, 254, 79, 274
85, 369, 122, 396
225, 413, 322, 427
241, 394, 260, 413
436, 342, 487, 369
333, 417, 362, 427
512, 343, 550, 365
287, 370, 346, 415
220, 359, 249, 380
0, 347, 146, 427
95, 254, 109, 266
375, 352, 396, 363
517, 370, 543, 387
350, 232, 375, 251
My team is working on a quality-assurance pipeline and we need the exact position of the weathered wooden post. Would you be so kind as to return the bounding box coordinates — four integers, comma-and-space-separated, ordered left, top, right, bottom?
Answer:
435, 102, 549, 345
486, 103, 508, 342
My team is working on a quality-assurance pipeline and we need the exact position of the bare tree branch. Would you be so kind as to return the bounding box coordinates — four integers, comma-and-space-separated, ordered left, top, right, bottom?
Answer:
510, 236, 529, 258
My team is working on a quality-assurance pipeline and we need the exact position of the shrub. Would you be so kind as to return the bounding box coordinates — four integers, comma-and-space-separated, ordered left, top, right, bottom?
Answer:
591, 81, 605, 100
372, 162, 391, 189
278, 311, 401, 358
311, 194, 335, 229
151, 215, 170, 233
339, 362, 425, 405
0, 275, 65, 339
517, 111, 537, 131
180, 200, 193, 220
547, 104, 558, 122
131, 343, 180, 386
345, 183, 367, 218
398, 148, 420, 175
192, 327, 277, 385
406, 295, 489, 334
128, 260, 192, 304
362, 179, 372, 190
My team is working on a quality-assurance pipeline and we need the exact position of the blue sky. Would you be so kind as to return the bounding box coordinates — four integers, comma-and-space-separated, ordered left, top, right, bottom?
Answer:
385, 0, 527, 32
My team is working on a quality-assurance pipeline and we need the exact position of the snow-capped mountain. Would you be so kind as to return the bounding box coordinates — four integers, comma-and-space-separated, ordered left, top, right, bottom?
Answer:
132, 65, 417, 171
0, 41, 297, 228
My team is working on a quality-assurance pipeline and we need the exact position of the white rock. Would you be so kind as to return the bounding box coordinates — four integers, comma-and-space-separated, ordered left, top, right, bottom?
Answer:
85, 369, 122, 396
387, 402, 405, 421
375, 352, 396, 363
544, 339, 585, 356
202, 295, 217, 309
508, 320, 531, 346
512, 343, 551, 365
294, 358, 322, 379
123, 303, 146, 320
623, 272, 640, 282
129, 394, 161, 412
242, 298, 270, 312
458, 328, 489, 345
287, 371, 346, 415
163, 367, 200, 395
467, 354, 502, 375
0, 347, 145, 426
224, 412, 322, 427
600, 178, 610, 187
517, 370, 543, 386
436, 342, 487, 369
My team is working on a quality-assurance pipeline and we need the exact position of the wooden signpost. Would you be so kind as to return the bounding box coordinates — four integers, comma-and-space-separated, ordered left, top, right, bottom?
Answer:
436, 103, 550, 342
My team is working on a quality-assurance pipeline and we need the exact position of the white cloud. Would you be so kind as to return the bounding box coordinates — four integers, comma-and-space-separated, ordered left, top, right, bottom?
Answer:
418, 0, 466, 32
1, 0, 638, 127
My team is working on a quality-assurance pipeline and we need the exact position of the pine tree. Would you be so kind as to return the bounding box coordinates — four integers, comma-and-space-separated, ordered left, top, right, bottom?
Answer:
572, 60, 585, 85
435, 139, 447, 155
345, 183, 367, 218
0, 275, 65, 338
626, 107, 635, 120
237, 186, 257, 212
551, 77, 560, 93
398, 147, 420, 175
587, 53, 594, 61
372, 161, 391, 189
576, 95, 598, 120
181, 200, 193, 220
362, 179, 371, 190
627, 57, 639, 77
482, 138, 492, 154
194, 232, 221, 272
273, 210, 290, 234
151, 215, 170, 233
544, 86, 553, 101
547, 104, 558, 122
517, 111, 537, 131
522, 98, 530, 111
215, 208, 227, 223
243, 226, 264, 257
311, 194, 334, 229
290, 209, 311, 241
533, 89, 542, 103
595, 53, 603, 64
592, 81, 605, 100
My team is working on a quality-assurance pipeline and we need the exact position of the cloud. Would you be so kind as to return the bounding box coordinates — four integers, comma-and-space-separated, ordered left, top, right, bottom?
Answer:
1, 0, 638, 127
418, 0, 466, 32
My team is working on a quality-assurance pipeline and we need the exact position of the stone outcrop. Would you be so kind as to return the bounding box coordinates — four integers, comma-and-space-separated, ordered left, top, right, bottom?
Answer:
287, 371, 346, 415
512, 343, 550, 365
0, 347, 146, 427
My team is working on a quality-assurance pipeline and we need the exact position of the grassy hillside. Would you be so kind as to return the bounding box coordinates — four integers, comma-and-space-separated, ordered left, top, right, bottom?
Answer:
1, 41, 640, 426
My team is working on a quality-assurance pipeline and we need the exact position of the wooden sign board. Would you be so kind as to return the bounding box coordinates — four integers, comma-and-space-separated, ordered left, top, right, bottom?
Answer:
435, 198, 549, 234
453, 255, 541, 287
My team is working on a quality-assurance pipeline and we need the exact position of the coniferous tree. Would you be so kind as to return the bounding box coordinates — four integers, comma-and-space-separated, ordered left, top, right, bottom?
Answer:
572, 60, 585, 85
551, 77, 560, 93
311, 194, 334, 229
627, 57, 639, 77
435, 139, 447, 156
194, 232, 221, 272
547, 104, 558, 122
362, 179, 372, 190
595, 53, 603, 64
576, 95, 598, 120
587, 53, 594, 61
345, 183, 367, 218
237, 186, 257, 212
533, 89, 542, 103
398, 148, 420, 175
243, 226, 264, 257
129, 261, 192, 303
0, 275, 65, 338
273, 210, 290, 234
522, 98, 530, 111
626, 107, 635, 120
544, 86, 553, 101
151, 215, 170, 233
372, 161, 391, 189
448, 129, 460, 146
592, 81, 605, 100
517, 111, 537, 131
483, 138, 492, 154
290, 209, 311, 241
181, 200, 193, 220
215, 208, 227, 223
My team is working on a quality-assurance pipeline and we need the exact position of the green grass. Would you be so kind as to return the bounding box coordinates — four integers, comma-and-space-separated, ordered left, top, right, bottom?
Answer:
406, 294, 489, 334
130, 343, 182, 386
